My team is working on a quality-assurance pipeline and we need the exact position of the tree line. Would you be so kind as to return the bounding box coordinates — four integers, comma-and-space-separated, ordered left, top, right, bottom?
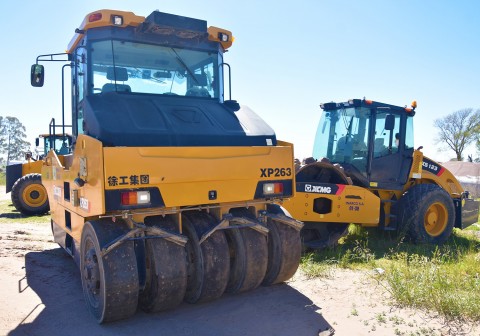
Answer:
0, 116, 30, 165
434, 108, 480, 161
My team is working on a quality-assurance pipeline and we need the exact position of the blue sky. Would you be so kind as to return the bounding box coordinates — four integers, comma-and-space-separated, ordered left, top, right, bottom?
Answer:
1, 1, 479, 162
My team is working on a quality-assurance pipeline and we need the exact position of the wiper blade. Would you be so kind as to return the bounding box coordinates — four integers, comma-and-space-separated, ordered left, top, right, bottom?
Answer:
346, 116, 354, 142
171, 48, 199, 85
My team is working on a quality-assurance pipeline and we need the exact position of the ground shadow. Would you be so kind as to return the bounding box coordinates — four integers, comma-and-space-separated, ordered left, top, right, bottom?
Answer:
0, 213, 27, 219
9, 249, 334, 336
0, 202, 28, 219
0, 201, 49, 219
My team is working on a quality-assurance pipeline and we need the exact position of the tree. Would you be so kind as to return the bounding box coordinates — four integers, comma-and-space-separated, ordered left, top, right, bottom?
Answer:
434, 108, 480, 161
0, 116, 31, 164
476, 138, 480, 158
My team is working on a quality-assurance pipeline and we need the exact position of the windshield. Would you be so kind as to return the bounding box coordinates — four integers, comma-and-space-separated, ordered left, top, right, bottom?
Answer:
90, 40, 220, 98
43, 135, 72, 155
313, 107, 370, 174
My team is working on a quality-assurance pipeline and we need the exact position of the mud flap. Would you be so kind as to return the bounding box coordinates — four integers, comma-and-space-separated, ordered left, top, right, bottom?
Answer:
457, 198, 480, 229
460, 198, 480, 229
6, 163, 22, 193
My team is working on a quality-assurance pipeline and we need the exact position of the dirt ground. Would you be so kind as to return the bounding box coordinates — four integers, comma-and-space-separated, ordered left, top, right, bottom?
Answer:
0, 191, 478, 336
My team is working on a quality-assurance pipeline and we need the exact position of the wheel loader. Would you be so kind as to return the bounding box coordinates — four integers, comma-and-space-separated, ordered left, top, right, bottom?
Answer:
30, 9, 302, 323
6, 129, 72, 215
282, 99, 479, 249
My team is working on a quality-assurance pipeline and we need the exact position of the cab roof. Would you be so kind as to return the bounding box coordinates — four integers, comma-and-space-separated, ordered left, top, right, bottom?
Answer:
320, 99, 417, 115
67, 9, 233, 53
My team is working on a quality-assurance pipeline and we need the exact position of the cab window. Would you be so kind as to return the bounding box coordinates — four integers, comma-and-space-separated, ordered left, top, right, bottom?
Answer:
373, 113, 401, 158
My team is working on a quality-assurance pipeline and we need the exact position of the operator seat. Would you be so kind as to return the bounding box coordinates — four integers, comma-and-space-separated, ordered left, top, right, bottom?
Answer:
185, 73, 210, 97
102, 67, 131, 93
57, 142, 70, 155
373, 138, 386, 157
102, 83, 132, 93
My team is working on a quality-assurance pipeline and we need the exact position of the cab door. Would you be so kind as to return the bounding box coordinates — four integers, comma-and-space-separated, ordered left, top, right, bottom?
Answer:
369, 112, 413, 190
73, 45, 87, 137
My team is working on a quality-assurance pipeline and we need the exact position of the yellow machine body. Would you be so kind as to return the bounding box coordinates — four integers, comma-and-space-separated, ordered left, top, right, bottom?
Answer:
21, 160, 44, 176
283, 183, 380, 225
286, 150, 469, 229
42, 135, 295, 251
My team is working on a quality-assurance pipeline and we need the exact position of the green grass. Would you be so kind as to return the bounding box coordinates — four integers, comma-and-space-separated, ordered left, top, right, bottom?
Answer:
0, 171, 5, 186
301, 225, 480, 321
467, 224, 480, 232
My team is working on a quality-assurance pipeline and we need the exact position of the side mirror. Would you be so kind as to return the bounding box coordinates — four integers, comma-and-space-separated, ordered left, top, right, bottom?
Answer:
31, 64, 44, 87
384, 114, 395, 131
224, 100, 240, 111
35, 138, 40, 147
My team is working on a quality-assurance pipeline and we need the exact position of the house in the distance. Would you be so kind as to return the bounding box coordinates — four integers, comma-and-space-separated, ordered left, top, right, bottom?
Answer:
441, 161, 480, 198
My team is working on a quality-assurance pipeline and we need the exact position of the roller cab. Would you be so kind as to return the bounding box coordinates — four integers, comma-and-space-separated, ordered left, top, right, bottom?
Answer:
287, 99, 479, 249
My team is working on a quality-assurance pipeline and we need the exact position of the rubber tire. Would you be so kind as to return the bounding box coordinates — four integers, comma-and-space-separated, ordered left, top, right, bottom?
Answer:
80, 220, 139, 323
139, 216, 187, 313
395, 184, 455, 244
183, 211, 230, 304
262, 205, 302, 286
11, 173, 49, 216
301, 222, 349, 250
225, 209, 268, 293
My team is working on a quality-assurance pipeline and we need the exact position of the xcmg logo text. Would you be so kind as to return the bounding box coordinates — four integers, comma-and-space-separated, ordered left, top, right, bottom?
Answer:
305, 184, 332, 194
